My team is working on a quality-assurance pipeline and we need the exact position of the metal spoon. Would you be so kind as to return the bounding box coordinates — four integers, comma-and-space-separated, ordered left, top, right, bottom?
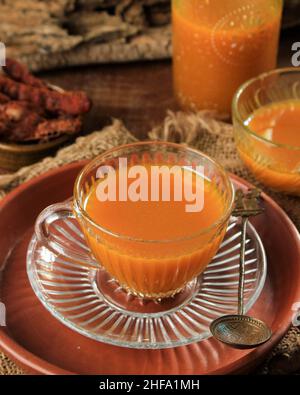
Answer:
210, 189, 272, 349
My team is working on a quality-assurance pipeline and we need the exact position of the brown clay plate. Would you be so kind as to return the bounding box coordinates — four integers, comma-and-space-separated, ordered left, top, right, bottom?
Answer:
0, 161, 299, 375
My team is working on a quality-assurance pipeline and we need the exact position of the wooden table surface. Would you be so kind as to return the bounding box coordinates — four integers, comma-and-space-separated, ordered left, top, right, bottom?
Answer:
42, 61, 176, 141
40, 26, 299, 142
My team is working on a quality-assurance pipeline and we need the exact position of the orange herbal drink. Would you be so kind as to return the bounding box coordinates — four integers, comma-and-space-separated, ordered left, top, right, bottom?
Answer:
239, 101, 300, 194
233, 69, 300, 196
71, 142, 234, 300
172, 0, 282, 115
84, 166, 227, 298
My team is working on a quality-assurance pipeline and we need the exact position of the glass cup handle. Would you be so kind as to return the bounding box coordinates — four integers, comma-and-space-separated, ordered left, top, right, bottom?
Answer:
34, 198, 99, 268
35, 198, 74, 238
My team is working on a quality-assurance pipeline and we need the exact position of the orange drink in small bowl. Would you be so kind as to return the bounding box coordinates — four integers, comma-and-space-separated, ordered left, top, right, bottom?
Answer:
233, 68, 300, 195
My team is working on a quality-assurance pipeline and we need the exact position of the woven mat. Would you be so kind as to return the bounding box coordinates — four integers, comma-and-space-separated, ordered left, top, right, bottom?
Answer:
0, 112, 299, 375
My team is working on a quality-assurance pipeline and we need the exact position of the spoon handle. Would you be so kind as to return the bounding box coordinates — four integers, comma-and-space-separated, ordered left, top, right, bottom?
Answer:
238, 216, 249, 315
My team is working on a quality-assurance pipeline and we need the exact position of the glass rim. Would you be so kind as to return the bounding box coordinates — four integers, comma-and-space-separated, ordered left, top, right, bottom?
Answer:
232, 67, 300, 151
73, 141, 235, 243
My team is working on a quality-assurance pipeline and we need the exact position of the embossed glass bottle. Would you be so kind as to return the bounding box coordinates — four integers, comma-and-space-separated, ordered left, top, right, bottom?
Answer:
172, 0, 283, 115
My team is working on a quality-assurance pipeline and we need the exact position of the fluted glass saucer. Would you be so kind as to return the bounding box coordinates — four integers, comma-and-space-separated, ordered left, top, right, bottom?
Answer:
27, 217, 266, 349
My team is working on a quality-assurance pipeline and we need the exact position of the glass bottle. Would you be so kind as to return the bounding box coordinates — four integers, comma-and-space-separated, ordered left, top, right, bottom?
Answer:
172, 0, 283, 116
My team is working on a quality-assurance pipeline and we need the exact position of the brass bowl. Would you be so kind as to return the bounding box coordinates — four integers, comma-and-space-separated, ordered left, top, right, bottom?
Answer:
0, 134, 73, 171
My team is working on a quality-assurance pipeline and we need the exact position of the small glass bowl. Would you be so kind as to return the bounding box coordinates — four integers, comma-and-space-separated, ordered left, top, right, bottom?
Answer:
232, 68, 300, 196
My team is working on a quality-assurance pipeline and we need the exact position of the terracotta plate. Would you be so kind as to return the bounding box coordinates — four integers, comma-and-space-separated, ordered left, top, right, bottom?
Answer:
0, 161, 299, 375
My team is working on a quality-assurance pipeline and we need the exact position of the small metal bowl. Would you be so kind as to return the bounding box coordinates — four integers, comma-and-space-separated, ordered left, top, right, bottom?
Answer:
0, 134, 73, 171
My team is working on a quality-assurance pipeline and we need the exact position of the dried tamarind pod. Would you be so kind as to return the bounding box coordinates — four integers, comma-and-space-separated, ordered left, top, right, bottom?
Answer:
0, 75, 92, 116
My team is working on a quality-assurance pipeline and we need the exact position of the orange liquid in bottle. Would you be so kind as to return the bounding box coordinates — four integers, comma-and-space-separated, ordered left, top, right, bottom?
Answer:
172, 0, 282, 114
84, 165, 228, 298
239, 100, 300, 194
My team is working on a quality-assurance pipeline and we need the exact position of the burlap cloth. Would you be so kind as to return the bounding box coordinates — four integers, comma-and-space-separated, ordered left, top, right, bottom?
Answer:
0, 112, 299, 375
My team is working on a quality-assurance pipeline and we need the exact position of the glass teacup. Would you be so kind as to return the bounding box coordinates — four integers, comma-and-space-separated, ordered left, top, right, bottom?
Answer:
35, 142, 234, 299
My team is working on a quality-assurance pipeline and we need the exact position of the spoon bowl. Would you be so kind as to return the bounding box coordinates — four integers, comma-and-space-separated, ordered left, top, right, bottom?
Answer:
210, 314, 272, 349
